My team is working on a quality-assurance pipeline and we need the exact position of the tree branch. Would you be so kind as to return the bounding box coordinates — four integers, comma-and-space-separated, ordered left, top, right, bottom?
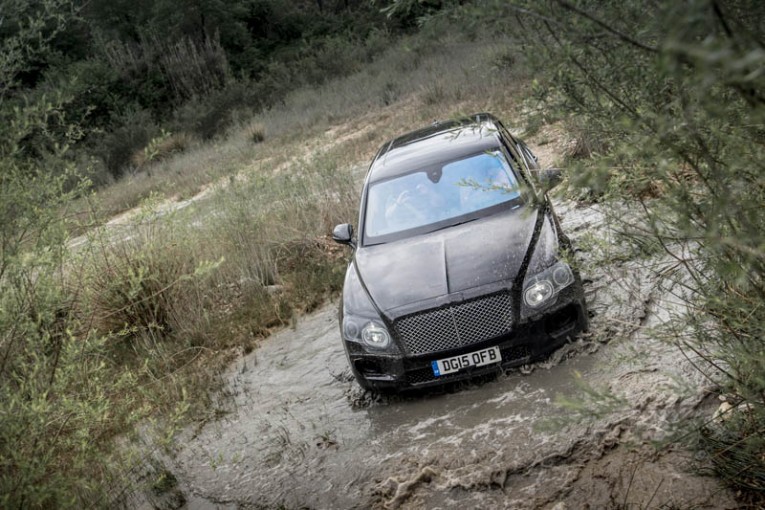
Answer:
553, 0, 659, 54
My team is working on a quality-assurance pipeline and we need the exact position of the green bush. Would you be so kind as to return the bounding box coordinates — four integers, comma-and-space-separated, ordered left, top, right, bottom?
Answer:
172, 81, 264, 140
0, 285, 140, 506
480, 0, 765, 499
92, 108, 159, 176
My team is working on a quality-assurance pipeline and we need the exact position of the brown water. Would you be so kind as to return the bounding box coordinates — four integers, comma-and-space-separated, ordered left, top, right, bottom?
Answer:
138, 202, 736, 510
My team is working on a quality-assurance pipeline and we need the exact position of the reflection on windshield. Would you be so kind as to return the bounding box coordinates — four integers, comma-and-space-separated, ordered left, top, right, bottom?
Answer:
365, 150, 521, 239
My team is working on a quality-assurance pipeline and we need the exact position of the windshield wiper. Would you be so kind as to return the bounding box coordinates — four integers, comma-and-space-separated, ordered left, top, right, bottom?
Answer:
429, 216, 480, 233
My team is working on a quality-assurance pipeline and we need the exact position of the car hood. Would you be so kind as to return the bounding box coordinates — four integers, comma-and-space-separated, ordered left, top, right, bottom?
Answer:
355, 207, 539, 315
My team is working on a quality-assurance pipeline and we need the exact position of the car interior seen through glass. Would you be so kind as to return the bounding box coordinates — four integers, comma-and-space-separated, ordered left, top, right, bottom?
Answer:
364, 150, 522, 240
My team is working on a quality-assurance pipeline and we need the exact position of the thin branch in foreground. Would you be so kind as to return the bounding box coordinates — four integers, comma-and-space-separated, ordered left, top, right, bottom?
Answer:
553, 0, 659, 54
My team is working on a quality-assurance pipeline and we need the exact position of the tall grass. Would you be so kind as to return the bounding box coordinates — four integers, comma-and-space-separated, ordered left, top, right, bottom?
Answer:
2, 144, 360, 506
1, 20, 536, 505
83, 31, 526, 226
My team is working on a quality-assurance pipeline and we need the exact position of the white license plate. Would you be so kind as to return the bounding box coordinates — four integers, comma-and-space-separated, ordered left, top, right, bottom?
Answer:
431, 346, 502, 376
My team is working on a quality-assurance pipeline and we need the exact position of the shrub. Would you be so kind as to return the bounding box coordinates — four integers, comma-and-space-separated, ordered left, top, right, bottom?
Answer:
131, 131, 194, 169
92, 108, 159, 177
80, 213, 214, 361
0, 267, 142, 506
245, 123, 266, 144
494, 0, 765, 500
172, 81, 263, 140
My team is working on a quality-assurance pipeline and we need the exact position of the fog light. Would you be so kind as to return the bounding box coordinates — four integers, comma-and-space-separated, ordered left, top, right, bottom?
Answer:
524, 280, 554, 308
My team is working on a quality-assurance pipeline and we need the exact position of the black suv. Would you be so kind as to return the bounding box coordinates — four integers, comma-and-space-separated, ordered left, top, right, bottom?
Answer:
332, 113, 587, 391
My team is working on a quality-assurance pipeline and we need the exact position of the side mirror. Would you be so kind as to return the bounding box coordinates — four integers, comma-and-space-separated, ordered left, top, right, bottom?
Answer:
539, 168, 563, 191
332, 223, 355, 247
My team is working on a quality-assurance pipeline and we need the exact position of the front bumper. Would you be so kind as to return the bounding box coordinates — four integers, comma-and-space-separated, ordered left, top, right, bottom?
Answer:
346, 297, 588, 392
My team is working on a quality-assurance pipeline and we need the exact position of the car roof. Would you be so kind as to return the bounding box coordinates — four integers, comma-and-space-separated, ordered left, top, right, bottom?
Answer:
368, 113, 504, 183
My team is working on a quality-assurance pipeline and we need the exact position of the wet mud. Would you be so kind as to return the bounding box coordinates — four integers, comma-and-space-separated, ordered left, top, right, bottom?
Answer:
150, 200, 736, 510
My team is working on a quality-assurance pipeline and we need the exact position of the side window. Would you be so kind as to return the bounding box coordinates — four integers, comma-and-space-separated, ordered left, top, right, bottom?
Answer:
495, 123, 524, 168
517, 141, 540, 170
495, 122, 539, 196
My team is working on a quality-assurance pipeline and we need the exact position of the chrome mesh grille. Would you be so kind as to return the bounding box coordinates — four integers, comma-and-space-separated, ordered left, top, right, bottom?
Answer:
394, 292, 513, 355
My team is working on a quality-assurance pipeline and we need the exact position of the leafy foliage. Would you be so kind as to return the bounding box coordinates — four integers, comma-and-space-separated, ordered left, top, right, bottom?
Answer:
1, 0, 464, 182
467, 0, 765, 499
0, 0, 399, 177
0, 2, 143, 505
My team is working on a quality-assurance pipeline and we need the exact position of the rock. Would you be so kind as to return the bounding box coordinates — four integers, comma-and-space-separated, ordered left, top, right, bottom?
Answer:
265, 284, 284, 295
713, 401, 734, 424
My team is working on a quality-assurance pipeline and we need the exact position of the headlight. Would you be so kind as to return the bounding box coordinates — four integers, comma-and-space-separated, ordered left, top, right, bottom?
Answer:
524, 280, 554, 308
343, 315, 395, 351
523, 261, 575, 310
341, 266, 396, 352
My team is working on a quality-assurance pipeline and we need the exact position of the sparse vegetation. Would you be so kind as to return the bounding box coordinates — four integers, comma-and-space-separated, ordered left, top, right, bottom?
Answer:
3, 26, 521, 502
4, 0, 762, 506
451, 0, 765, 503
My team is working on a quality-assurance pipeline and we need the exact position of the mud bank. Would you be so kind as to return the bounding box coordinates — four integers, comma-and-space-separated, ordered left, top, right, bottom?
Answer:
124, 199, 736, 510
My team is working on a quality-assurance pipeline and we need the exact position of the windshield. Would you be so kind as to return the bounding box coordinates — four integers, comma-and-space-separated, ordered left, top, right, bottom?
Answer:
363, 150, 522, 244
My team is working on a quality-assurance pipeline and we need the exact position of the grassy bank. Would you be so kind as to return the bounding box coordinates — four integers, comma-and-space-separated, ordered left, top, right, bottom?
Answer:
1, 24, 532, 505
75, 33, 525, 227
7, 1, 762, 505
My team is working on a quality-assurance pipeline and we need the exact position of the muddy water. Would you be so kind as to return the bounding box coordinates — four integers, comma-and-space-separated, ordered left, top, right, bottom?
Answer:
164, 202, 736, 510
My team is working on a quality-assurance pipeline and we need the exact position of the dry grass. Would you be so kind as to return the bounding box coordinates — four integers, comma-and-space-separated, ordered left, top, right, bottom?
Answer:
131, 132, 195, 169
77, 34, 527, 229
66, 33, 534, 387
